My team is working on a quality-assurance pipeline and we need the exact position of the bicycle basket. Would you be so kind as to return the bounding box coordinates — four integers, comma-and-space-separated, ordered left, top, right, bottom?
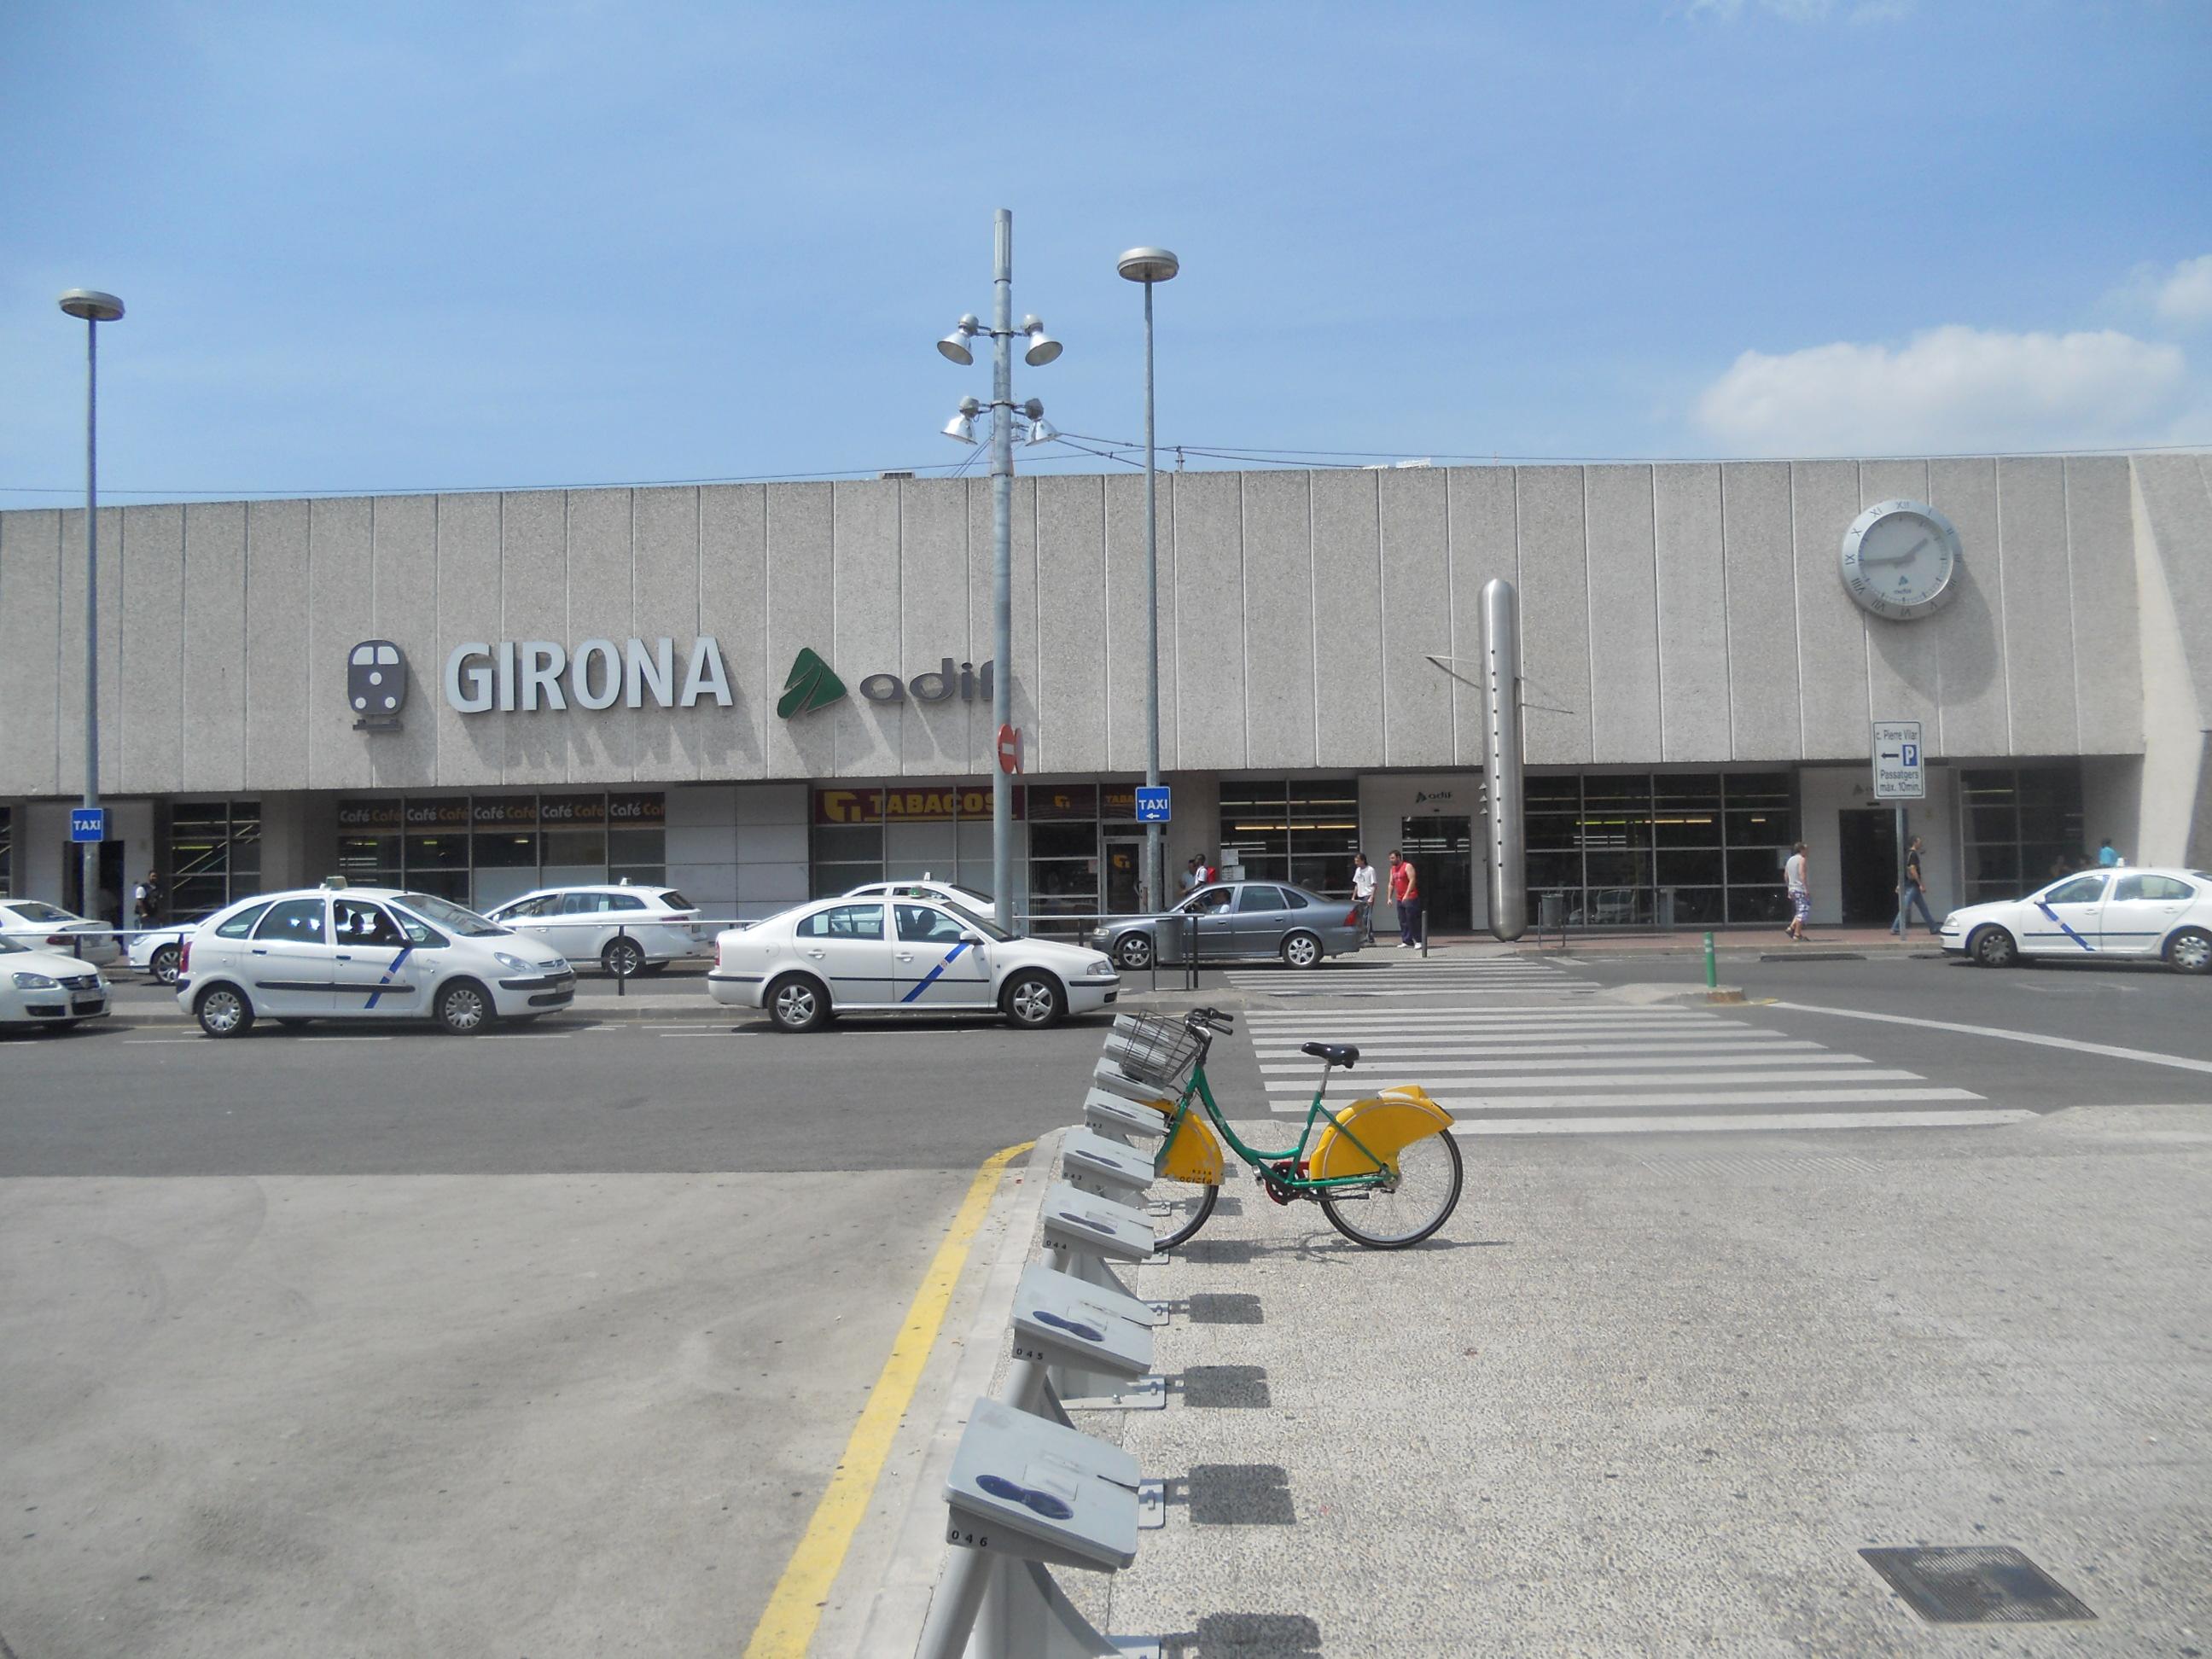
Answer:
1102, 1011, 1204, 1091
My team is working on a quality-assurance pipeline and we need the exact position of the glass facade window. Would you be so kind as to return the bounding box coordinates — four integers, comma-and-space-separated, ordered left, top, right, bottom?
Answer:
165, 800, 262, 919
1218, 778, 1359, 894
0, 805, 11, 896
1525, 771, 1792, 927
335, 794, 665, 908
810, 783, 1018, 905
1960, 765, 2085, 903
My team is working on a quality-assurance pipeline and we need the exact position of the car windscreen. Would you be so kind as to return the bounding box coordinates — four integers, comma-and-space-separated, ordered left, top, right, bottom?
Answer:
394, 893, 508, 937
950, 885, 994, 910
9, 901, 73, 923
943, 901, 1013, 942
659, 891, 694, 911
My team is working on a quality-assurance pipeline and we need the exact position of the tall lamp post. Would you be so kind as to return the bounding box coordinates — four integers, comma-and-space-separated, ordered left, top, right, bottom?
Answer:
937, 209, 1062, 932
1115, 247, 1178, 912
59, 288, 124, 922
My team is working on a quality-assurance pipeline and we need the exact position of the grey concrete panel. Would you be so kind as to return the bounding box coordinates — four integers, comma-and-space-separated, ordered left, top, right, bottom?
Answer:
1859, 460, 1941, 738
1928, 458, 2007, 756
62, 509, 127, 799
499, 492, 568, 786
1443, 469, 1516, 765
1103, 471, 1177, 774
120, 505, 184, 795
1377, 466, 1454, 766
366, 495, 438, 790
245, 499, 311, 790
1720, 463, 1800, 760
733, 783, 806, 826
0, 511, 61, 796
1584, 465, 1662, 765
306, 498, 375, 792
698, 486, 767, 781
831, 480, 901, 779
1034, 474, 1109, 774
1513, 466, 1592, 766
2066, 458, 2142, 754
1169, 471, 1247, 771
434, 493, 505, 788
2132, 455, 2212, 719
1240, 469, 1316, 771
966, 476, 1040, 774
899, 479, 974, 777
632, 486, 702, 784
1789, 461, 1871, 758
1994, 459, 2078, 755
563, 488, 634, 784
1652, 465, 1729, 761
181, 502, 247, 794
764, 483, 835, 783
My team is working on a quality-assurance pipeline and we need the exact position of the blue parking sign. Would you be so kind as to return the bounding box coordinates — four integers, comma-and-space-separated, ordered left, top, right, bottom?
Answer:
69, 806, 108, 842
1134, 786, 1171, 823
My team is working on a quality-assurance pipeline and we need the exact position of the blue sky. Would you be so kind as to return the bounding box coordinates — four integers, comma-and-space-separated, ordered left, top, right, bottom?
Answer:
3, 0, 2207, 508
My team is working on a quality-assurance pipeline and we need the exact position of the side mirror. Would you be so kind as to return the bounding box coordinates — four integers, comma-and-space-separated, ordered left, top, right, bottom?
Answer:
961, 933, 984, 947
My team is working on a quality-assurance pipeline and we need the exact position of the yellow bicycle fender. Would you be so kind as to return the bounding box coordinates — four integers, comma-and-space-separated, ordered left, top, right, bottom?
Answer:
1306, 1091, 1455, 1180
1155, 1112, 1225, 1186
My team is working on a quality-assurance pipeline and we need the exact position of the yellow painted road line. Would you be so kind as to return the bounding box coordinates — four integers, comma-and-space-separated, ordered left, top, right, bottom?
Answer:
742, 1138, 1035, 1658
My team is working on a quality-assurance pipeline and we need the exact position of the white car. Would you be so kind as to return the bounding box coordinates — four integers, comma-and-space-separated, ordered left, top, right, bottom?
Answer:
841, 878, 996, 912
0, 898, 123, 967
1940, 866, 2212, 973
176, 886, 576, 1037
484, 885, 707, 978
0, 935, 111, 1031
128, 920, 201, 985
707, 894, 1120, 1032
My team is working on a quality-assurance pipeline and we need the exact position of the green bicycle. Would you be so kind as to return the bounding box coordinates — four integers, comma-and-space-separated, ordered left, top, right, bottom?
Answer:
1104, 1006, 1464, 1251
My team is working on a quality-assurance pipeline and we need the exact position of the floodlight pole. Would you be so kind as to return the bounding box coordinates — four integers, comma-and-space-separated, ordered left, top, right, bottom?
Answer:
60, 289, 124, 922
990, 208, 1015, 933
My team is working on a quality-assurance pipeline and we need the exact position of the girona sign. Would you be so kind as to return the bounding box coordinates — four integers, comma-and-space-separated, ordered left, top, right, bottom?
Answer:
444, 637, 733, 713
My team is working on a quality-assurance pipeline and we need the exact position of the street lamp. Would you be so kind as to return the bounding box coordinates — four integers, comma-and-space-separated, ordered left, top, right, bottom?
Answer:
936, 209, 1062, 932
1116, 246, 1178, 912
58, 288, 124, 924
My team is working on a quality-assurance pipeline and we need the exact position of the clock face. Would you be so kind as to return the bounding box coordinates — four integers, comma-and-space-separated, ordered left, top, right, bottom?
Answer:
1840, 499, 1961, 621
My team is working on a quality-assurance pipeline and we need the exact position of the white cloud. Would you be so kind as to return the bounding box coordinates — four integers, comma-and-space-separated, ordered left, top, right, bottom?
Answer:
2151, 254, 2212, 328
1694, 325, 2191, 454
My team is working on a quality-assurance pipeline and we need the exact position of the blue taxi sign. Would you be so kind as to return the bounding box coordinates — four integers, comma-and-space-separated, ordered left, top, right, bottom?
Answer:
69, 806, 108, 843
1134, 786, 1171, 823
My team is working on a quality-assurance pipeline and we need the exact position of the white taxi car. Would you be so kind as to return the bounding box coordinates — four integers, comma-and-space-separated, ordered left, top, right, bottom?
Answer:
0, 935, 111, 1031
484, 884, 707, 978
176, 886, 576, 1036
1941, 866, 2212, 973
707, 894, 1119, 1031
128, 920, 200, 985
841, 878, 996, 912
0, 898, 123, 967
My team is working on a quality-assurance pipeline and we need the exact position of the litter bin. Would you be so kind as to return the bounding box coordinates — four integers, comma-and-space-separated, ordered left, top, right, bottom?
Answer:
1538, 892, 1566, 943
1656, 887, 1676, 931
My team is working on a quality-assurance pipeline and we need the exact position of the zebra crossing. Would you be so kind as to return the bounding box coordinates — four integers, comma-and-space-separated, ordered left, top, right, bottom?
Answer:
1225, 955, 1592, 998
1241, 1004, 2033, 1137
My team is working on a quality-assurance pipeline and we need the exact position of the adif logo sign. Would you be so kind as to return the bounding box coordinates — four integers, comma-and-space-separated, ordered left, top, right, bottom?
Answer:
444, 637, 733, 713
350, 641, 408, 731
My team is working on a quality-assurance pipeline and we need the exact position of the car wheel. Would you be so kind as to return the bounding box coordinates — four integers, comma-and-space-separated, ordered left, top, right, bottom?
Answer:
1970, 926, 2018, 969
195, 984, 254, 1039
2166, 928, 2212, 975
1003, 970, 1065, 1030
434, 978, 495, 1034
148, 944, 181, 986
766, 974, 829, 1033
601, 938, 645, 979
1281, 930, 1323, 969
1112, 933, 1153, 971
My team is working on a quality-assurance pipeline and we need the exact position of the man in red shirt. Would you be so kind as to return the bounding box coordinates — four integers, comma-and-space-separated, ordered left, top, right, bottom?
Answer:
1388, 849, 1421, 947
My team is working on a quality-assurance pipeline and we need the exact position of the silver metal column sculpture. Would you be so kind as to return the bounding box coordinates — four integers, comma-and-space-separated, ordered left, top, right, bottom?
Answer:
1481, 578, 1527, 941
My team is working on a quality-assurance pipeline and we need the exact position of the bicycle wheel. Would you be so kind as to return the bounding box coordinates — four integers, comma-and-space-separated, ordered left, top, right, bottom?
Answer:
1318, 1130, 1462, 1249
1150, 1179, 1220, 1251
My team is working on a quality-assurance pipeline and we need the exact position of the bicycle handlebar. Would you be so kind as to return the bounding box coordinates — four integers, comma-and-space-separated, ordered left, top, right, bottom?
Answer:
1183, 1005, 1235, 1034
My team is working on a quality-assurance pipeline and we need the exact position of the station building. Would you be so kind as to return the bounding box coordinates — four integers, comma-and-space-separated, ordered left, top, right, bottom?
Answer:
2, 452, 2208, 934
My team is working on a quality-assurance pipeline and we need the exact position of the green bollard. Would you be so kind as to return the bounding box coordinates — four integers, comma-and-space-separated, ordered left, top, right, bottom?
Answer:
1703, 930, 1717, 990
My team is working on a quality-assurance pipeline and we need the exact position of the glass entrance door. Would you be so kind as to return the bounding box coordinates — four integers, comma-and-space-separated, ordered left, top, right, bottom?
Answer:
1103, 835, 1145, 917
1399, 816, 1473, 932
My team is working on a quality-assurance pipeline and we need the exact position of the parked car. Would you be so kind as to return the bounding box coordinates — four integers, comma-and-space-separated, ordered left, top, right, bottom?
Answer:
707, 894, 1119, 1031
128, 916, 208, 985
176, 886, 574, 1037
0, 898, 123, 967
841, 878, 996, 912
1089, 881, 1364, 969
0, 934, 111, 1031
1940, 866, 2212, 973
483, 884, 706, 978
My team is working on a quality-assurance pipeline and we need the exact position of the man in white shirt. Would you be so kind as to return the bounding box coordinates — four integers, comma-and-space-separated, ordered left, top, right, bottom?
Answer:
1783, 842, 1810, 942
1350, 853, 1377, 945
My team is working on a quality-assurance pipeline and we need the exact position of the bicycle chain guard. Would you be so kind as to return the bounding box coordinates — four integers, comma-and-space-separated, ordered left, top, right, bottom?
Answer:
1260, 1158, 1309, 1205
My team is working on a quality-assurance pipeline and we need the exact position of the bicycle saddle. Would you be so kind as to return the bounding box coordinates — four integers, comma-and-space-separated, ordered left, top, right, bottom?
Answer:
1301, 1041, 1359, 1068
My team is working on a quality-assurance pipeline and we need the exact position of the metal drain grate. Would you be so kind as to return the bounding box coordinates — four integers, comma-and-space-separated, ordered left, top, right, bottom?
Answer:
1860, 1546, 2095, 1624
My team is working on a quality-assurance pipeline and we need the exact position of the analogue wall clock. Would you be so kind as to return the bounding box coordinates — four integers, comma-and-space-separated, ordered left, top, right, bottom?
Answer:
1839, 499, 1962, 620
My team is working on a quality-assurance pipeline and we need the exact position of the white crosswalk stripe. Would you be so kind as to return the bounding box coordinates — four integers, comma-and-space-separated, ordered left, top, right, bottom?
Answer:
1239, 1004, 2027, 1136
1226, 957, 1593, 998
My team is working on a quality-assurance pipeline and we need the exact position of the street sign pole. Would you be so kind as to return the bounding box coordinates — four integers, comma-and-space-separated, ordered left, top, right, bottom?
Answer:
1872, 721, 1925, 935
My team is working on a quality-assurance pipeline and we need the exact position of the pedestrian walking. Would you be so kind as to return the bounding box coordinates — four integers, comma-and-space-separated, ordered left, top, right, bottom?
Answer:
1388, 849, 1422, 947
1194, 853, 1215, 884
132, 869, 162, 928
1890, 837, 1937, 936
1783, 842, 1810, 942
1350, 852, 1377, 946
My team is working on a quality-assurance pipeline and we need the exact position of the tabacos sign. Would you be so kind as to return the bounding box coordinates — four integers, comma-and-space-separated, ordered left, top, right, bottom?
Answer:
777, 648, 993, 719
443, 637, 732, 713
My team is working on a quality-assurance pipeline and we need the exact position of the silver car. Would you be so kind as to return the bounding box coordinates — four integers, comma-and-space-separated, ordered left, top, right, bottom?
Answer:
1090, 881, 1363, 970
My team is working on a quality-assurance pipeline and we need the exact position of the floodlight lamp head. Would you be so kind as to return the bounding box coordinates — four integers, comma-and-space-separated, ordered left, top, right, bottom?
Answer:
941, 408, 977, 444
1020, 316, 1062, 366
1021, 398, 1045, 421
1115, 247, 1179, 284
1027, 417, 1060, 445
936, 312, 982, 365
